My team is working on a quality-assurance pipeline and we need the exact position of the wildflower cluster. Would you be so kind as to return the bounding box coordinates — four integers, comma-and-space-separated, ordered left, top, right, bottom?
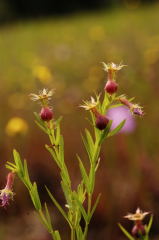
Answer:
3, 62, 149, 240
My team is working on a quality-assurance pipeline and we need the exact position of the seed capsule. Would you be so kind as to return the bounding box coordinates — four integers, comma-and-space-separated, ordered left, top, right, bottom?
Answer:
95, 114, 109, 130
40, 107, 53, 121
104, 80, 118, 94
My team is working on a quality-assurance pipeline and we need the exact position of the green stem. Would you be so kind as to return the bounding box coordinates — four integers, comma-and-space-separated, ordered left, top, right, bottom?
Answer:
83, 194, 92, 240
51, 232, 55, 240
71, 227, 76, 240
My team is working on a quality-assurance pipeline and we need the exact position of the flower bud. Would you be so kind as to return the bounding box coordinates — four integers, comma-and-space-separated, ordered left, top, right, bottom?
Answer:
132, 222, 146, 238
95, 114, 109, 130
104, 80, 118, 94
40, 107, 53, 121
6, 172, 15, 190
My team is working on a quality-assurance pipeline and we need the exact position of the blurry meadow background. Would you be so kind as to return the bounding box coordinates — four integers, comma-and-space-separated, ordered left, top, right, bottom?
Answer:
0, 0, 159, 239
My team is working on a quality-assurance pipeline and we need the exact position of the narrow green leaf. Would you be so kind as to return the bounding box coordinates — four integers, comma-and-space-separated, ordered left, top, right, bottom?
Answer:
34, 112, 48, 133
13, 149, 24, 174
145, 215, 153, 234
77, 155, 89, 193
46, 186, 70, 225
39, 209, 48, 226
44, 203, 53, 230
89, 167, 95, 194
38, 209, 51, 232
81, 134, 92, 161
74, 195, 88, 223
77, 181, 86, 203
6, 161, 16, 168
34, 112, 44, 124
5, 162, 17, 172
55, 124, 61, 146
35, 120, 47, 133
30, 182, 42, 210
5, 165, 15, 172
101, 93, 110, 114
23, 160, 32, 189
55, 116, 63, 126
58, 136, 64, 163
85, 129, 94, 152
108, 120, 126, 137
118, 223, 135, 240
88, 194, 101, 222
45, 144, 61, 168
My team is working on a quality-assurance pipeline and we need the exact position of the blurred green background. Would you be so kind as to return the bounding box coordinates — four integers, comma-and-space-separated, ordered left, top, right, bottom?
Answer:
0, 0, 159, 239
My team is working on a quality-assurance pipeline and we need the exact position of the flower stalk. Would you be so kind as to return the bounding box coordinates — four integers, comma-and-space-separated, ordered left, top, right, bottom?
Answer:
5, 62, 145, 240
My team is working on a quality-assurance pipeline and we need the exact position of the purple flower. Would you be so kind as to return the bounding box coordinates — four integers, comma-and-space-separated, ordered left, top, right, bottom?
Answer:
132, 107, 144, 116
0, 190, 14, 207
0, 172, 15, 208
107, 106, 136, 134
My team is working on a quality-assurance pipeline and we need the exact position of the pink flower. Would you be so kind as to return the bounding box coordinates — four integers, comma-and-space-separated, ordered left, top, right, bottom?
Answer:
107, 106, 136, 134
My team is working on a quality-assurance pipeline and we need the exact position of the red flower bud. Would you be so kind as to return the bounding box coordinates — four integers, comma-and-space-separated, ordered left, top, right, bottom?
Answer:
132, 222, 146, 238
40, 107, 53, 121
104, 80, 118, 94
95, 114, 109, 130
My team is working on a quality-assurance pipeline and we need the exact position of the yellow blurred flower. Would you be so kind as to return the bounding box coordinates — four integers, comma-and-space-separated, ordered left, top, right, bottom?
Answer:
32, 65, 52, 84
5, 117, 28, 137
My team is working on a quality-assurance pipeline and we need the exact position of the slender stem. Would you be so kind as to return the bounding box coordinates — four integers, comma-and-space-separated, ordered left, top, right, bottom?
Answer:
71, 227, 76, 240
51, 232, 55, 240
83, 194, 92, 240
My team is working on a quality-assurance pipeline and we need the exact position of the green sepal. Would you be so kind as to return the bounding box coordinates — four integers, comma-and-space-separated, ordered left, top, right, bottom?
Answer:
45, 186, 70, 226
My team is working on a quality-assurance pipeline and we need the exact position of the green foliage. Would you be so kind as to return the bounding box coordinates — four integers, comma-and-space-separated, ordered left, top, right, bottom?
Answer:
6, 150, 61, 240
6, 90, 129, 240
